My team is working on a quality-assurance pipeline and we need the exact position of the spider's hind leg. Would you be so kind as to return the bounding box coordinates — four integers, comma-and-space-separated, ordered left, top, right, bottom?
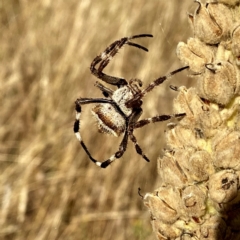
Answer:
128, 127, 150, 162
74, 99, 129, 168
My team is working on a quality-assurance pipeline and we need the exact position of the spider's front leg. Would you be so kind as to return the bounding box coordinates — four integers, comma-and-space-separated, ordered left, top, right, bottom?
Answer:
128, 125, 150, 162
126, 66, 189, 108
90, 34, 153, 87
127, 109, 150, 162
94, 81, 113, 98
133, 113, 186, 129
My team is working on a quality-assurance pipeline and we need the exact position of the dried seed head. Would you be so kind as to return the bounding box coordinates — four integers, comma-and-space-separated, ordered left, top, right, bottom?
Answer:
197, 61, 237, 105
168, 149, 215, 185
182, 185, 207, 218
165, 123, 206, 150
177, 150, 215, 183
212, 130, 240, 170
176, 38, 215, 73
173, 87, 204, 126
145, 0, 240, 238
189, 1, 233, 44
173, 86, 225, 137
158, 151, 188, 188
144, 186, 183, 224
215, 41, 232, 62
208, 169, 239, 203
151, 219, 182, 240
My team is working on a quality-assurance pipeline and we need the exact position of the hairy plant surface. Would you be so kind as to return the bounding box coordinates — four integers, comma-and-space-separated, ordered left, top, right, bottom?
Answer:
0, 1, 192, 240
143, 1, 240, 239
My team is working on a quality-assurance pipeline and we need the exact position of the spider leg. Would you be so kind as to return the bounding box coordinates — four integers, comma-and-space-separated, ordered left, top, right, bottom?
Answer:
90, 34, 153, 87
128, 113, 185, 161
75, 98, 114, 105
74, 98, 129, 168
99, 129, 129, 168
74, 98, 113, 149
126, 66, 189, 108
128, 126, 150, 162
133, 113, 186, 129
94, 81, 114, 97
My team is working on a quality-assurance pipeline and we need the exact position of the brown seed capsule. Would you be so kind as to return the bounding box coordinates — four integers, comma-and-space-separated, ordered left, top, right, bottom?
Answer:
177, 150, 215, 183
171, 149, 215, 184
215, 41, 232, 62
173, 86, 224, 137
151, 219, 182, 240
189, 1, 233, 44
197, 61, 237, 105
165, 124, 206, 150
176, 38, 215, 73
158, 151, 188, 188
182, 185, 207, 218
144, 186, 183, 224
212, 130, 240, 170
173, 87, 203, 126
208, 169, 239, 203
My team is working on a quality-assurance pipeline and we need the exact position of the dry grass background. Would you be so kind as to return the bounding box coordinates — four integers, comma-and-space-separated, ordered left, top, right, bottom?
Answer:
0, 1, 194, 239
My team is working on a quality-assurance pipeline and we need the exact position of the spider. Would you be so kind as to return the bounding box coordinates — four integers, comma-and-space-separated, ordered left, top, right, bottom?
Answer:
74, 34, 189, 168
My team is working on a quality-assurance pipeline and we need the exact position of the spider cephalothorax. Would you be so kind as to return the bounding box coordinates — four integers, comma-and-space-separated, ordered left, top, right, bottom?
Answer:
73, 34, 188, 168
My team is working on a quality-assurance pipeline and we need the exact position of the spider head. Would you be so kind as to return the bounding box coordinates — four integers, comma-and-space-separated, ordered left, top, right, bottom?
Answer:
125, 94, 142, 108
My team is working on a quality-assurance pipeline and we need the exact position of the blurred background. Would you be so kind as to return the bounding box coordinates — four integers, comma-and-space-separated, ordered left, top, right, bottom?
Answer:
0, 1, 194, 239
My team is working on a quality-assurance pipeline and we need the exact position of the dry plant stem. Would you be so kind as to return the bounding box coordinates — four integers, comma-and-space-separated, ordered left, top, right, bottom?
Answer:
143, 1, 240, 239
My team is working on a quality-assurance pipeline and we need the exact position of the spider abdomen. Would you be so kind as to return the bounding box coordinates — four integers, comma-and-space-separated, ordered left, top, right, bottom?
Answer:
91, 104, 125, 137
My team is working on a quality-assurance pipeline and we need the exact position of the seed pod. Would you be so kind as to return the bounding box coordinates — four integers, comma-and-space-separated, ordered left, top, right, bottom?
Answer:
212, 130, 240, 170
197, 61, 237, 105
165, 123, 206, 150
144, 186, 183, 224
189, 1, 233, 44
176, 38, 215, 73
181, 150, 215, 182
208, 169, 239, 203
182, 185, 207, 218
158, 151, 188, 188
151, 219, 182, 240
173, 86, 224, 137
